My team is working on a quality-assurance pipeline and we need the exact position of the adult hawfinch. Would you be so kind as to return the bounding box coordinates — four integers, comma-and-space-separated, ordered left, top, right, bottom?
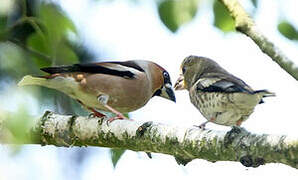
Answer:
19, 60, 176, 122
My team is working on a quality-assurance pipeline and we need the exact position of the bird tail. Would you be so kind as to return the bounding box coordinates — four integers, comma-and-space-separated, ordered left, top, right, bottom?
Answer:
18, 75, 67, 91
253, 90, 275, 104
18, 74, 80, 96
18, 75, 48, 87
253, 90, 275, 98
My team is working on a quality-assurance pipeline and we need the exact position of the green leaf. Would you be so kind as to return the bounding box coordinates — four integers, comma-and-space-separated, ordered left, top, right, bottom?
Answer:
26, 3, 78, 67
39, 4, 76, 45
3, 105, 33, 144
0, 43, 34, 78
55, 42, 79, 65
158, 0, 199, 33
278, 21, 298, 40
26, 4, 79, 67
0, 16, 7, 39
213, 1, 235, 32
27, 33, 52, 67
110, 148, 126, 168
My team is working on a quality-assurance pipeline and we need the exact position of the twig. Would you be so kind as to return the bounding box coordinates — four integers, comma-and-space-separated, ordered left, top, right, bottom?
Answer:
219, 0, 298, 81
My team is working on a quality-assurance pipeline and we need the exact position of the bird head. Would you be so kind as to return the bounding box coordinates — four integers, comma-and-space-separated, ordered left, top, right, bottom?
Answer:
149, 62, 176, 103
174, 55, 221, 90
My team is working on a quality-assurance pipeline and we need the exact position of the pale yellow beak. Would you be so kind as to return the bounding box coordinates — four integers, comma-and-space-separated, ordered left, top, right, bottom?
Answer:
174, 74, 186, 90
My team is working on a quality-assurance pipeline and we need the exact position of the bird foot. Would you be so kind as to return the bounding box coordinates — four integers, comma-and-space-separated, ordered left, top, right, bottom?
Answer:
106, 113, 133, 124
198, 124, 206, 130
193, 124, 206, 130
194, 120, 210, 130
88, 109, 106, 118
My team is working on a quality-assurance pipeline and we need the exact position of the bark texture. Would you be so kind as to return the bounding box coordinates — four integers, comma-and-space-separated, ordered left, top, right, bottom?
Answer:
219, 0, 298, 81
1, 111, 297, 169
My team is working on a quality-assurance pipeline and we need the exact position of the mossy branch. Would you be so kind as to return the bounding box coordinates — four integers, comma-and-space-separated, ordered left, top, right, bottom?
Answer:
219, 0, 298, 81
0, 111, 297, 169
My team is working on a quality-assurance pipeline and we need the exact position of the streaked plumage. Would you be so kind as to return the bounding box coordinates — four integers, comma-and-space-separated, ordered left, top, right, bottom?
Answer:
174, 55, 274, 127
19, 60, 176, 122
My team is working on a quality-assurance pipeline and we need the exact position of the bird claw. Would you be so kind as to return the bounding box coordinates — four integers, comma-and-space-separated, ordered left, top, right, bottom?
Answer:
88, 113, 95, 118
193, 124, 206, 130
106, 114, 133, 125
194, 120, 209, 130
88, 108, 105, 118
198, 124, 206, 130
88, 112, 105, 118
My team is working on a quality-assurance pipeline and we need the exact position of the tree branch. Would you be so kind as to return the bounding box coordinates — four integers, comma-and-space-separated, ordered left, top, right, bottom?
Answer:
0, 111, 297, 169
219, 0, 298, 81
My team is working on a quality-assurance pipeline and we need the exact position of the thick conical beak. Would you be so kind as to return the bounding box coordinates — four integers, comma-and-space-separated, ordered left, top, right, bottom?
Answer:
159, 83, 176, 103
174, 74, 186, 90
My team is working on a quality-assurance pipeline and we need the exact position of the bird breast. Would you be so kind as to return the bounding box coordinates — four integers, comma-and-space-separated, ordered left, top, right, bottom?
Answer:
189, 90, 258, 126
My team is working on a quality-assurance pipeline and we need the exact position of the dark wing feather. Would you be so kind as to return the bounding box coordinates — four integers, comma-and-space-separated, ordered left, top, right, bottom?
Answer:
196, 72, 254, 94
41, 65, 79, 74
40, 61, 144, 79
197, 79, 253, 94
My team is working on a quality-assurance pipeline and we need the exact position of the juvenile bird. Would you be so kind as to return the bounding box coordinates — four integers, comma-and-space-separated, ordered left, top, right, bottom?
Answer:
19, 60, 176, 122
174, 55, 274, 128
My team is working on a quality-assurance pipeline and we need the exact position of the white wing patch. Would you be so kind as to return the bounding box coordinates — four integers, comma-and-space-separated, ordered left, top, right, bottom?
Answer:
197, 78, 221, 88
100, 63, 143, 76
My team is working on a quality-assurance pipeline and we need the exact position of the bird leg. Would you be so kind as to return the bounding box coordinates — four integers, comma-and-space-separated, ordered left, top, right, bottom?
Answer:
89, 108, 105, 118
103, 104, 127, 123
76, 99, 106, 118
97, 95, 130, 123
236, 119, 244, 126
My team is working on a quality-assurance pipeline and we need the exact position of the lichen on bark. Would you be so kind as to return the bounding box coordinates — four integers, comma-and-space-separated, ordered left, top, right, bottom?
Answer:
2, 111, 293, 169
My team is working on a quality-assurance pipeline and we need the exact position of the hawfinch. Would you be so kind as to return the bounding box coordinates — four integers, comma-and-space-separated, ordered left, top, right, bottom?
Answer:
174, 55, 274, 128
18, 60, 176, 122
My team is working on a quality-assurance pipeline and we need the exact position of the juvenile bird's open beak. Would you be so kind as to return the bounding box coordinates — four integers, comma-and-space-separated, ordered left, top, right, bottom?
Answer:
174, 74, 186, 90
160, 83, 176, 103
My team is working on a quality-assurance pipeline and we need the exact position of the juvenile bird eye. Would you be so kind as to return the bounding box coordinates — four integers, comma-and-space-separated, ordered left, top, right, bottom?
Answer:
182, 67, 186, 74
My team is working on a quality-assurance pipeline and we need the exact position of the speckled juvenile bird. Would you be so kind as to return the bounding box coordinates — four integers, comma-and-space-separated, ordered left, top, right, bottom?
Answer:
174, 55, 275, 128
18, 60, 176, 122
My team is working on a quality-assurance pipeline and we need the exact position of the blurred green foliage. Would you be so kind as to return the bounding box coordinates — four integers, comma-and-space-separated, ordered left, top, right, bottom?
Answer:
158, 0, 198, 32
0, 0, 96, 171
27, 4, 78, 67
0, 0, 95, 116
278, 21, 298, 41
3, 105, 33, 144
213, 1, 235, 32
0, 0, 95, 78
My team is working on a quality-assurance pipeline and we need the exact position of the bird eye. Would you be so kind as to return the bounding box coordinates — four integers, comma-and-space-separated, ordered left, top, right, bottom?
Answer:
163, 71, 169, 78
182, 67, 186, 74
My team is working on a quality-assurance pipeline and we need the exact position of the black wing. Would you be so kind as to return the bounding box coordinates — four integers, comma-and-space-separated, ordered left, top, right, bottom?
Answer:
41, 61, 144, 79
196, 73, 266, 104
197, 79, 252, 94
196, 74, 254, 94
